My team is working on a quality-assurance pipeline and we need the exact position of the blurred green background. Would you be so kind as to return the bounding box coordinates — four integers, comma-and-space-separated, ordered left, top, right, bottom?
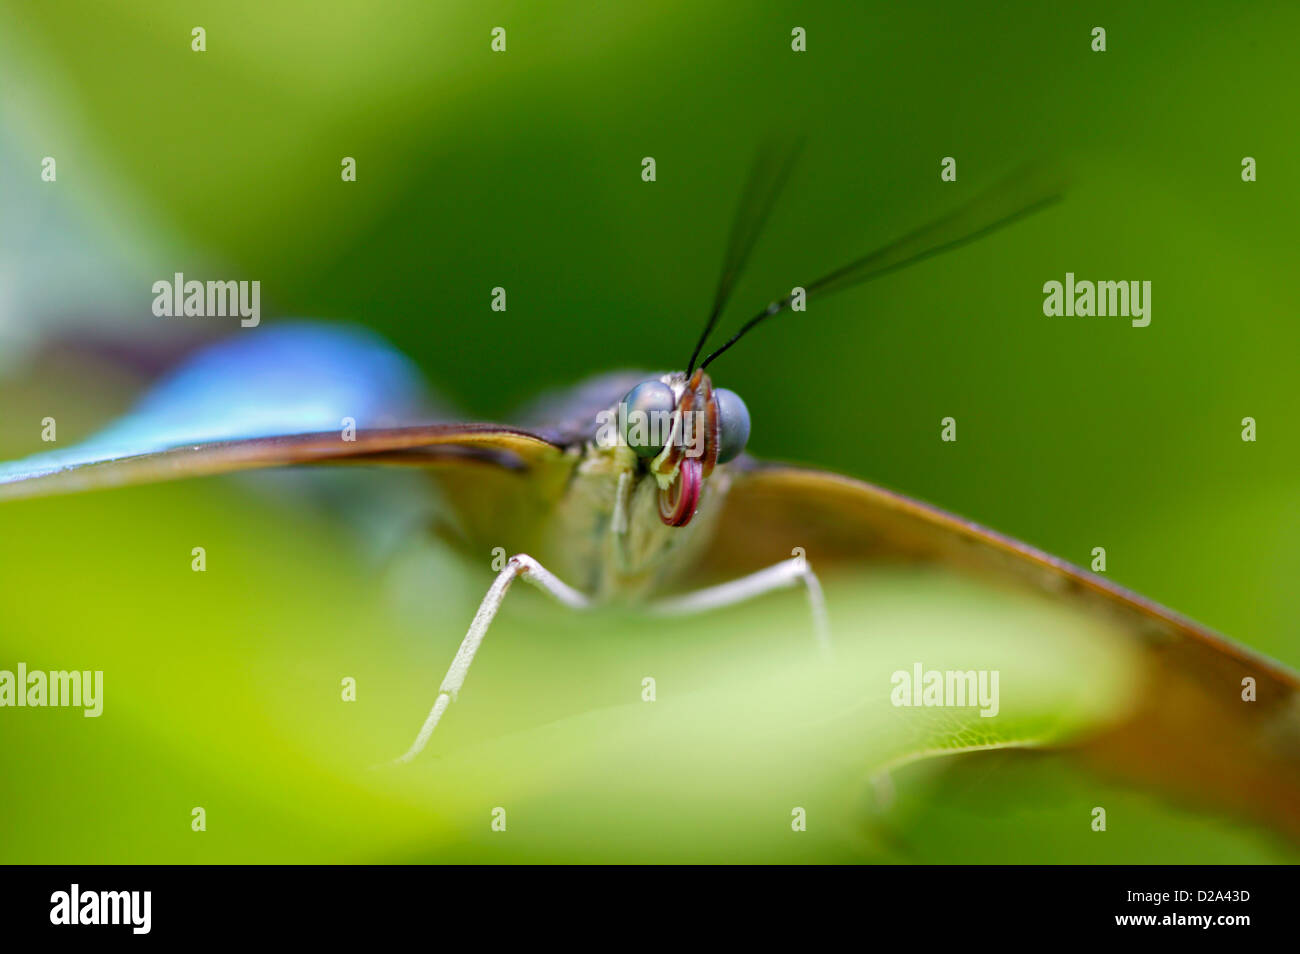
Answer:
0, 1, 1296, 862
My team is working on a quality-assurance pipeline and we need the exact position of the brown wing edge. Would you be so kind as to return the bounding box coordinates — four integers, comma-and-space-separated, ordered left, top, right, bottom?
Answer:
710, 462, 1300, 843
0, 424, 564, 502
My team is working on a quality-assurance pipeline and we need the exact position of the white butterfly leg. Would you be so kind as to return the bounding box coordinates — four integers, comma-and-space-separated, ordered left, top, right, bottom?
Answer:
651, 553, 831, 656
393, 552, 826, 764
393, 553, 590, 764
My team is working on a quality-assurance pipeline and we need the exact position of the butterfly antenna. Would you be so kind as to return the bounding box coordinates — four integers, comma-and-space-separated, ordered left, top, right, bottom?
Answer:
700, 162, 1068, 369
686, 137, 804, 374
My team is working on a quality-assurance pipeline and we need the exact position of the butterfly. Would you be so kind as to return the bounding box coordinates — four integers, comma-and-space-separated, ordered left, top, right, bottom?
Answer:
3, 152, 1297, 844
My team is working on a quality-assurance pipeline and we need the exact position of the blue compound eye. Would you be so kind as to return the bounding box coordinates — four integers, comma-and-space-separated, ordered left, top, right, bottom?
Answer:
619, 380, 676, 457
713, 388, 750, 464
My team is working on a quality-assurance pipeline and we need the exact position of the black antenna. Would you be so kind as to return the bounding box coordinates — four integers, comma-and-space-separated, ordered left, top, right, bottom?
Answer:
699, 163, 1067, 369
686, 137, 804, 374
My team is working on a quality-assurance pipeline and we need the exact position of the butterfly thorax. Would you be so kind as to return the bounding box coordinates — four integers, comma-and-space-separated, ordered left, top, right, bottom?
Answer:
537, 433, 731, 603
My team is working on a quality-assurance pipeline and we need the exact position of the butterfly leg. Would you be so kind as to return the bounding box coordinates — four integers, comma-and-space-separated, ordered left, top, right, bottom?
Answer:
651, 553, 830, 656
393, 553, 590, 764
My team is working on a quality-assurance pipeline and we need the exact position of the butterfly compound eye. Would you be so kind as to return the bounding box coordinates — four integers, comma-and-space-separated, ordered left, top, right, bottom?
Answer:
713, 388, 750, 464
619, 380, 676, 457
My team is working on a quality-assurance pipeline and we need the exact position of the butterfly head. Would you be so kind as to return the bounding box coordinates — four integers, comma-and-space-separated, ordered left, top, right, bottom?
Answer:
616, 369, 750, 528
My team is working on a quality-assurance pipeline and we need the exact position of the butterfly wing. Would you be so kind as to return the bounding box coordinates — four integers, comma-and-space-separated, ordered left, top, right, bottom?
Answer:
704, 462, 1300, 839
0, 323, 565, 501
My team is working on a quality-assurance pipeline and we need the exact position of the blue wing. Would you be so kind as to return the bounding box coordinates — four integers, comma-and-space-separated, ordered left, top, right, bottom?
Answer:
0, 322, 559, 499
